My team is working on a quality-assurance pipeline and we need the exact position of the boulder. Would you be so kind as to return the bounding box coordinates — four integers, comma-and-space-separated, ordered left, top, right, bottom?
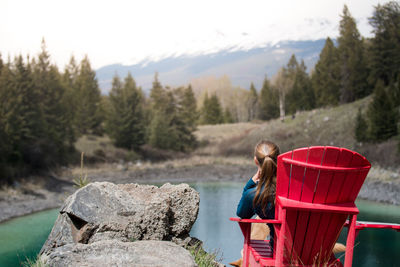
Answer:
41, 240, 197, 267
40, 182, 200, 265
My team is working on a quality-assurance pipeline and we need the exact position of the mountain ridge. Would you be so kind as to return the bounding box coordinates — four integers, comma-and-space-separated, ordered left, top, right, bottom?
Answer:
95, 39, 326, 94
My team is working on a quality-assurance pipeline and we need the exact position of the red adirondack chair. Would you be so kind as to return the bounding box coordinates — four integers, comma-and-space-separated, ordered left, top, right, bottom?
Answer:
231, 146, 400, 267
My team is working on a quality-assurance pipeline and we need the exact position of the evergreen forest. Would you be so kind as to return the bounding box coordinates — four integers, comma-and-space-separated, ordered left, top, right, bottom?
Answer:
0, 2, 399, 183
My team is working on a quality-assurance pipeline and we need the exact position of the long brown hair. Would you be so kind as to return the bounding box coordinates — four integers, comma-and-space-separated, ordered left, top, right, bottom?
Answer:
253, 140, 280, 210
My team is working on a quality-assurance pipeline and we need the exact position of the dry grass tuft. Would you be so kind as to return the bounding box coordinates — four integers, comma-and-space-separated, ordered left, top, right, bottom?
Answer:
74, 135, 139, 163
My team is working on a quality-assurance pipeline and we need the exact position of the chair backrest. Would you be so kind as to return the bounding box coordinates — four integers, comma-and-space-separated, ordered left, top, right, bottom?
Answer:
276, 146, 371, 265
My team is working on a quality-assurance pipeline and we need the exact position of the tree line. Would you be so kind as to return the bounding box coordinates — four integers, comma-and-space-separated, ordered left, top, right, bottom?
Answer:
0, 40, 199, 182
0, 40, 102, 181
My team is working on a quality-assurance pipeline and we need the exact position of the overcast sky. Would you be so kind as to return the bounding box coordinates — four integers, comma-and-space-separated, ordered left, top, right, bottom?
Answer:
0, 0, 392, 69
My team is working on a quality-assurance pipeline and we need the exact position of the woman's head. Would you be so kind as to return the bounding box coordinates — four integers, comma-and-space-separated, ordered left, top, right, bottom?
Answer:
253, 140, 280, 210
254, 140, 279, 181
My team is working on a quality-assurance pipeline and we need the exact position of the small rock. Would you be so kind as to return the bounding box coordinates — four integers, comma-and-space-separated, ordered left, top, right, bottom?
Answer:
116, 164, 127, 171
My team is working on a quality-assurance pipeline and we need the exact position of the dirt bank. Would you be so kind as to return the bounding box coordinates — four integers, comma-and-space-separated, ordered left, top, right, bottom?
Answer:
0, 163, 255, 223
1, 163, 399, 223
0, 176, 75, 222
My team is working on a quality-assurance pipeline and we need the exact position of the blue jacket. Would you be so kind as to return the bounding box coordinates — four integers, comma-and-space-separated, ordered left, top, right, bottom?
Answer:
236, 178, 276, 249
236, 178, 275, 219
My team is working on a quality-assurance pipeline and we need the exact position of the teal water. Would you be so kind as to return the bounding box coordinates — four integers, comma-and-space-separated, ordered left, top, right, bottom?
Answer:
0, 209, 59, 266
337, 200, 400, 267
0, 182, 399, 266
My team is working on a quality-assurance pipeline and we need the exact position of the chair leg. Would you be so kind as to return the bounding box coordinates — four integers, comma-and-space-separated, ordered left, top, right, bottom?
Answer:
239, 222, 251, 267
344, 214, 357, 267
275, 209, 286, 267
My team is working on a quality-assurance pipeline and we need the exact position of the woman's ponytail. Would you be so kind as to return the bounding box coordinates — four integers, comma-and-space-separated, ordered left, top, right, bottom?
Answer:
253, 141, 279, 211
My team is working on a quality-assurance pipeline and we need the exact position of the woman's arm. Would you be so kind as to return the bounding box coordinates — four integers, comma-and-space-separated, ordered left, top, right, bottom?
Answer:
236, 178, 257, 218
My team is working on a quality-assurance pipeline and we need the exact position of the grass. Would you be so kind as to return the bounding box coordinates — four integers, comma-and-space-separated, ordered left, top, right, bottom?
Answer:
21, 256, 47, 267
188, 244, 222, 267
195, 98, 371, 156
194, 96, 400, 169
72, 152, 90, 188
74, 134, 139, 163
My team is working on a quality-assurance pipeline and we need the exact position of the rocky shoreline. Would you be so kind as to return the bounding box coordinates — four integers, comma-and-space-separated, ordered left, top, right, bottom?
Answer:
1, 164, 399, 223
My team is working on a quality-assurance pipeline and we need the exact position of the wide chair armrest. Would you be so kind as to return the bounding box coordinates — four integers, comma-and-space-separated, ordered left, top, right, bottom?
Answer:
229, 217, 282, 224
344, 220, 400, 232
277, 196, 359, 214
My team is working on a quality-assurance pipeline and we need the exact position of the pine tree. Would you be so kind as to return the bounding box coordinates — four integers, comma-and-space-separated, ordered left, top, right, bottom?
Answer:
367, 80, 398, 141
148, 75, 197, 151
62, 56, 80, 142
149, 91, 180, 150
368, 1, 400, 87
391, 73, 400, 106
312, 37, 341, 107
150, 72, 165, 112
201, 93, 224, 124
337, 5, 369, 103
286, 54, 298, 79
32, 40, 74, 164
148, 74, 171, 149
15, 56, 44, 152
63, 56, 79, 91
286, 60, 315, 114
75, 55, 103, 135
172, 87, 197, 151
248, 83, 258, 121
258, 76, 279, 120
224, 107, 234, 123
0, 53, 3, 74
355, 108, 368, 142
176, 85, 198, 132
0, 59, 18, 168
107, 73, 145, 150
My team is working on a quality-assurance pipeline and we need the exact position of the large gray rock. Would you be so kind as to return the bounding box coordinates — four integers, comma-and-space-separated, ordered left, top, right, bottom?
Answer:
42, 240, 197, 267
40, 182, 200, 266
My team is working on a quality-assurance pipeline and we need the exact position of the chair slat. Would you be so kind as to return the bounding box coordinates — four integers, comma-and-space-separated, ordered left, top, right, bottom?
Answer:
286, 148, 309, 262
277, 151, 293, 199
338, 151, 370, 203
301, 212, 323, 264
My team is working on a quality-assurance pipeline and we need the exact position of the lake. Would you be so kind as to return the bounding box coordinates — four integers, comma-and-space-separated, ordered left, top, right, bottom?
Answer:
0, 182, 399, 266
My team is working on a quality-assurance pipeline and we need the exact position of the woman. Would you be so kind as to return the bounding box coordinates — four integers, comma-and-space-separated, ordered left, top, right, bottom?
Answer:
236, 140, 279, 249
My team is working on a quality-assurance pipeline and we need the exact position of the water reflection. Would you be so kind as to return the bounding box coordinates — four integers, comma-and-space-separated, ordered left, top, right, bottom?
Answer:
190, 182, 244, 264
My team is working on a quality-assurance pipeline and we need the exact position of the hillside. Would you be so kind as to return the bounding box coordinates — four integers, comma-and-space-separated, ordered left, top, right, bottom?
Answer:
194, 97, 400, 169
